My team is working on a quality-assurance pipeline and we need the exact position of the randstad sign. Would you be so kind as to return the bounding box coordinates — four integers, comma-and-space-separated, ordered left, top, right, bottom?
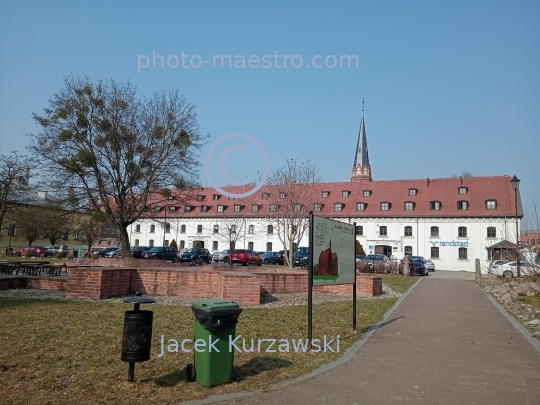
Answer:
430, 240, 468, 247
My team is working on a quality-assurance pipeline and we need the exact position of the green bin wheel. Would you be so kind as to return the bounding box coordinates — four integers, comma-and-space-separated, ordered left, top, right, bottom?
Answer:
186, 363, 196, 382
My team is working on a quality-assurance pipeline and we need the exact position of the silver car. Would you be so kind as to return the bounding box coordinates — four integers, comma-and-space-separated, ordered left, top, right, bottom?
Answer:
212, 249, 231, 263
425, 259, 435, 272
493, 261, 540, 278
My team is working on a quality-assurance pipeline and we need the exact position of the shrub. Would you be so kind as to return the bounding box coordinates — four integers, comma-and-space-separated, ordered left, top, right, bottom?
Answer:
40, 253, 47, 259
55, 252, 63, 260
24, 251, 32, 258
66, 253, 74, 260
91, 254, 99, 260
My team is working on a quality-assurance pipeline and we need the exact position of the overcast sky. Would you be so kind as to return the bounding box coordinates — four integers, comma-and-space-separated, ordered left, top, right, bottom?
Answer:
1, 1, 538, 222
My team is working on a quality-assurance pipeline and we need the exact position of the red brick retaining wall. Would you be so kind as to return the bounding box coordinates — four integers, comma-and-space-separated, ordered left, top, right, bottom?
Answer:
0, 276, 67, 291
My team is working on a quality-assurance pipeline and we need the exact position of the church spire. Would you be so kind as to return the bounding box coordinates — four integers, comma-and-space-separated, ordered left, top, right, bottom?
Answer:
351, 98, 372, 182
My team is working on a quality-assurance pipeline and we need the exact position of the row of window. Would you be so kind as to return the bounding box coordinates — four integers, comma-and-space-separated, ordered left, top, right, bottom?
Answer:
0, 227, 80, 240
354, 225, 496, 238
138, 224, 280, 235
418, 246, 468, 260
133, 238, 277, 253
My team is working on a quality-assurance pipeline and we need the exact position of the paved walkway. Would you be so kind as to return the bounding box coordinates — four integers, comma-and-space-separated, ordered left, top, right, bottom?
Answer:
197, 273, 540, 405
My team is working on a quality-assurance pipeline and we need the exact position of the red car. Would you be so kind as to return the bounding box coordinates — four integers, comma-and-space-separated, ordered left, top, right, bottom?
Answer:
14, 246, 50, 257
229, 249, 262, 266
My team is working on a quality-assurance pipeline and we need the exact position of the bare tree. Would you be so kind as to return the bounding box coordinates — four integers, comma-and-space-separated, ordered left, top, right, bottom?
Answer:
0, 152, 33, 232
265, 159, 322, 267
29, 75, 208, 256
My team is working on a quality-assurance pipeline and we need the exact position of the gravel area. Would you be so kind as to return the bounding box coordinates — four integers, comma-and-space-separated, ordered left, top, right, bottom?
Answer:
0, 283, 400, 307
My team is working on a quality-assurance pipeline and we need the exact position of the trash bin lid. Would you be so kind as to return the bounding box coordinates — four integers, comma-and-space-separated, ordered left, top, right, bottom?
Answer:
192, 299, 240, 311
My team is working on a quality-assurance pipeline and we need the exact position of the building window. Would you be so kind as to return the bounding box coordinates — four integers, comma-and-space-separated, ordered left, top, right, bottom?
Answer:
404, 246, 413, 256
293, 203, 302, 212
458, 226, 467, 237
165, 224, 171, 233
459, 247, 468, 260
154, 206, 161, 213
248, 225, 255, 234
487, 226, 496, 238
530, 238, 536, 246
74, 231, 80, 240
201, 205, 208, 213
213, 194, 219, 201
267, 225, 273, 234
262, 193, 269, 200
252, 204, 259, 212
213, 224, 219, 233
431, 226, 439, 237
266, 242, 272, 252
168, 206, 176, 213
234, 204, 241, 212
314, 203, 322, 212
458, 201, 468, 210
229, 196, 235, 200
180, 240, 185, 249
486, 200, 497, 210
197, 195, 204, 202
231, 225, 236, 234
380, 202, 390, 211
292, 225, 297, 234
180, 224, 186, 233
196, 225, 202, 233
164, 240, 169, 247
458, 187, 468, 195
379, 226, 387, 236
184, 206, 192, 213
404, 202, 414, 211
404, 226, 413, 237
334, 203, 342, 212
430, 201, 441, 211
342, 190, 350, 198
431, 247, 439, 258
149, 239, 154, 247
248, 242, 254, 250
135, 224, 141, 232
217, 205, 224, 212
212, 241, 218, 250
363, 190, 371, 197
134, 239, 139, 247
409, 188, 417, 196
356, 202, 366, 211
279, 192, 286, 199
270, 204, 278, 212
150, 224, 155, 233
322, 191, 329, 198
355, 225, 363, 236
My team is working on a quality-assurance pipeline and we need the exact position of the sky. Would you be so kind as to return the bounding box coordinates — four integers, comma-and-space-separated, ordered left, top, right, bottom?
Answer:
1, 1, 539, 222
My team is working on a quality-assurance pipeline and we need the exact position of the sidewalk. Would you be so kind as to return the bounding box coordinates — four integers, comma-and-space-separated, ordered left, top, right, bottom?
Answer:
190, 273, 540, 404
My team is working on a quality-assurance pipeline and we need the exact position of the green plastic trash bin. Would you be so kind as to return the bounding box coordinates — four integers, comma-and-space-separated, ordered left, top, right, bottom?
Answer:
186, 299, 242, 387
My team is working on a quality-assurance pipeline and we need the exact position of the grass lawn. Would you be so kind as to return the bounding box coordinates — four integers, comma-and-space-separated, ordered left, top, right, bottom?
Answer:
380, 274, 420, 293
0, 276, 418, 404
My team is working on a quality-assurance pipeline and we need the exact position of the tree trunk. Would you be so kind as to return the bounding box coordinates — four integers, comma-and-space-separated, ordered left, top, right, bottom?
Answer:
118, 224, 131, 258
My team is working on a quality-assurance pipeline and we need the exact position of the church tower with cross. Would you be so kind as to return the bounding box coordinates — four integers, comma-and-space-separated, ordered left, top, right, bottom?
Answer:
351, 99, 372, 182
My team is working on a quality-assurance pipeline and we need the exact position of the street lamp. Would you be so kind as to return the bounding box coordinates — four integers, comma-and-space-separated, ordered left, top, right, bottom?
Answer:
162, 196, 175, 259
511, 175, 521, 277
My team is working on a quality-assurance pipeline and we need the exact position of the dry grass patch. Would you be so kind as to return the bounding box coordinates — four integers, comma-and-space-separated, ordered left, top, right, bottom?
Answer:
0, 296, 398, 405
380, 274, 420, 293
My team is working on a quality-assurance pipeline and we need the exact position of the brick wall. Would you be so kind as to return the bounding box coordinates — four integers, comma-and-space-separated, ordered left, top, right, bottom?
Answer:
219, 272, 260, 306
0, 276, 66, 291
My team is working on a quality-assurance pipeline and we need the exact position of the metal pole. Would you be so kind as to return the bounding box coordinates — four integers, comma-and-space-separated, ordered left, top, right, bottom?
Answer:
162, 207, 167, 259
353, 222, 357, 331
307, 211, 313, 348
515, 187, 520, 278
128, 362, 135, 382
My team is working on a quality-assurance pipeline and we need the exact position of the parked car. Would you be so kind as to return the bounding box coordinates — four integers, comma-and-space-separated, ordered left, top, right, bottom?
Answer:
142, 246, 178, 261
425, 259, 435, 272
362, 254, 391, 272
409, 256, 428, 276
105, 248, 123, 258
178, 248, 212, 264
356, 255, 366, 263
492, 261, 540, 278
96, 247, 121, 257
14, 246, 50, 257
488, 260, 510, 274
293, 247, 309, 267
44, 245, 70, 257
229, 249, 262, 266
130, 246, 150, 259
261, 251, 284, 265
212, 249, 231, 263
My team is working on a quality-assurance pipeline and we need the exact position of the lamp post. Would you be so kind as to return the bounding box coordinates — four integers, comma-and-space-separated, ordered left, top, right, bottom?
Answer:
511, 175, 521, 277
162, 196, 175, 259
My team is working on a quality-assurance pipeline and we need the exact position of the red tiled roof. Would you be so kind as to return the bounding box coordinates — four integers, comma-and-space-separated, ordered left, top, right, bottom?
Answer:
145, 175, 520, 219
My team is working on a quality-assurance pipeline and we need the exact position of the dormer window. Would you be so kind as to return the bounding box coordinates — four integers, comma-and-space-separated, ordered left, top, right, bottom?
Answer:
252, 204, 259, 212
201, 205, 209, 213
408, 188, 418, 196
430, 201, 441, 211
154, 206, 161, 213
234, 204, 242, 212
363, 190, 372, 197
314, 203, 322, 212
322, 191, 329, 198
334, 203, 343, 212
356, 202, 366, 211
197, 195, 204, 201
270, 204, 278, 212
293, 203, 302, 212
217, 205, 224, 213
486, 200, 497, 210
458, 187, 468, 195
168, 206, 176, 213
380, 202, 390, 211
184, 206, 192, 213
458, 201, 468, 211
229, 196, 235, 200
212, 194, 220, 201
342, 190, 350, 198
262, 193, 269, 200
404, 201, 415, 211
279, 192, 286, 199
